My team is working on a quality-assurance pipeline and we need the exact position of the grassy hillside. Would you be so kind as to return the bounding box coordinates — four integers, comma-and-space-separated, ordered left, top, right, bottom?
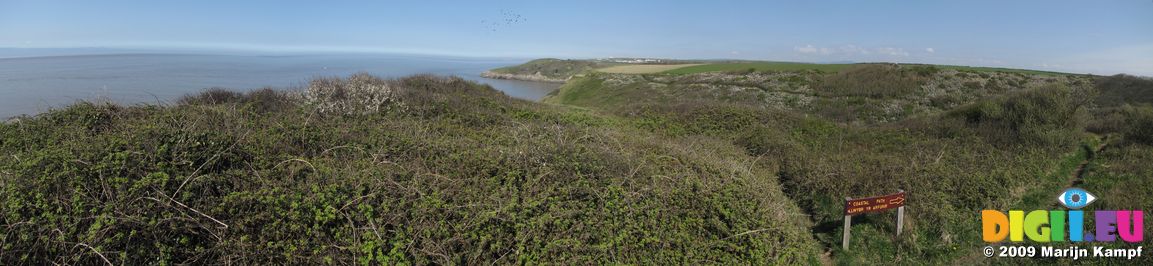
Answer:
5, 61, 1151, 264
485, 58, 621, 81
549, 64, 1092, 125
544, 63, 1153, 264
660, 62, 1075, 76
0, 74, 820, 264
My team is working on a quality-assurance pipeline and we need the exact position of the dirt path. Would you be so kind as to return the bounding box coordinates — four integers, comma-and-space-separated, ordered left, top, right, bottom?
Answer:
1067, 135, 1110, 188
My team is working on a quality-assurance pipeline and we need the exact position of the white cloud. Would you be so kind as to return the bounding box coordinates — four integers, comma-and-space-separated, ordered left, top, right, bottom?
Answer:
794, 44, 910, 57
795, 45, 819, 54
839, 45, 868, 55
875, 47, 909, 57
925, 48, 935, 53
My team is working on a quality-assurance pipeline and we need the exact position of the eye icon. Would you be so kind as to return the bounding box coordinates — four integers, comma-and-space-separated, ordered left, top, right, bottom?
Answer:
1057, 188, 1096, 209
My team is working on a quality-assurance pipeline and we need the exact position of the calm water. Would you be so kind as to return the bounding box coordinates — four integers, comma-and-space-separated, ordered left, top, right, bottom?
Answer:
0, 53, 559, 119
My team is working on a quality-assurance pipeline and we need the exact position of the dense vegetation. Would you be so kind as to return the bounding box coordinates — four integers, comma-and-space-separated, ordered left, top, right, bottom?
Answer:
1094, 74, 1153, 108
3, 60, 1150, 264
1, 74, 819, 264
485, 58, 1075, 81
549, 64, 1091, 125
545, 64, 1152, 264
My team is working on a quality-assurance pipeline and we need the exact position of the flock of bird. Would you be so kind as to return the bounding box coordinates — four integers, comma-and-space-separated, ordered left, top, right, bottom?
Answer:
481, 9, 525, 32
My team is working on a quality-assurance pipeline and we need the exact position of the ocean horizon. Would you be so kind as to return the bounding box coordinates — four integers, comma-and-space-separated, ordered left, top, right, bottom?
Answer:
0, 51, 559, 119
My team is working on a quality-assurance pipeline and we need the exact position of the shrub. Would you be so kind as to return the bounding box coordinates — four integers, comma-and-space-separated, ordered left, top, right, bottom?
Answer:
243, 87, 296, 113
1119, 104, 1153, 145
735, 126, 801, 159
178, 87, 296, 113
301, 72, 404, 115
1095, 74, 1153, 107
0, 74, 822, 264
909, 65, 941, 77
178, 88, 245, 105
947, 84, 1089, 146
816, 64, 927, 98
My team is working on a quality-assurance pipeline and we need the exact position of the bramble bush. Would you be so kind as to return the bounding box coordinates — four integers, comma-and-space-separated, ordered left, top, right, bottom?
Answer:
0, 74, 820, 264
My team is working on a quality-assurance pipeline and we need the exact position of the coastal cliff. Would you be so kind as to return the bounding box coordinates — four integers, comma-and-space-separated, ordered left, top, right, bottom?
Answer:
480, 58, 619, 83
480, 70, 568, 83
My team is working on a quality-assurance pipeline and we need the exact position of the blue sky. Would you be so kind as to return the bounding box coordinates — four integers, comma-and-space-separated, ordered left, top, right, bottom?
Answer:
0, 0, 1150, 75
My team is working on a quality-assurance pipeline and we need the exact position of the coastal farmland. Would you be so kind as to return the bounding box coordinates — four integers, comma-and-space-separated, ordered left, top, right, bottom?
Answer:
596, 64, 703, 74
663, 62, 854, 74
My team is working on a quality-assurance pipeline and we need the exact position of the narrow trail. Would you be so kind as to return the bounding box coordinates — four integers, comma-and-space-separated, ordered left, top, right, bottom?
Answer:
1041, 135, 1109, 212
1067, 135, 1110, 189
956, 135, 1110, 264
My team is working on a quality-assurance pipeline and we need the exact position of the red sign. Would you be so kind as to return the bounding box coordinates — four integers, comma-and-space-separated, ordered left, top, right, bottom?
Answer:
844, 191, 906, 216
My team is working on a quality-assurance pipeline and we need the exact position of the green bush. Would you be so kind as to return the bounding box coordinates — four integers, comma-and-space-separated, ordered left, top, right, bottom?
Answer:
179, 87, 296, 113
909, 65, 941, 77
178, 87, 245, 105
1119, 104, 1153, 145
1095, 74, 1153, 107
947, 84, 1088, 146
816, 64, 928, 99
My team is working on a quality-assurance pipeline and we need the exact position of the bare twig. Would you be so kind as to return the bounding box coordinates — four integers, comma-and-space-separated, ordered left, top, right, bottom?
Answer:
320, 145, 367, 157
74, 242, 114, 266
172, 132, 244, 198
273, 158, 318, 174
725, 228, 775, 240
155, 193, 229, 229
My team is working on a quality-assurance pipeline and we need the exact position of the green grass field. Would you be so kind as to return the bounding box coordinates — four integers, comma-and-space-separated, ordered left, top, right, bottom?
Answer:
596, 64, 703, 74
661, 61, 1075, 76
662, 62, 855, 74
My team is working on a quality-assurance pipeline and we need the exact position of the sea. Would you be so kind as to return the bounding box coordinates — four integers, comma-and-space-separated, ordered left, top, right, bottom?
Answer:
0, 50, 559, 119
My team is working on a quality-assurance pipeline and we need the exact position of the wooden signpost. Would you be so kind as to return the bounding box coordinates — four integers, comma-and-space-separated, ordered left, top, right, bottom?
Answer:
842, 190, 906, 250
